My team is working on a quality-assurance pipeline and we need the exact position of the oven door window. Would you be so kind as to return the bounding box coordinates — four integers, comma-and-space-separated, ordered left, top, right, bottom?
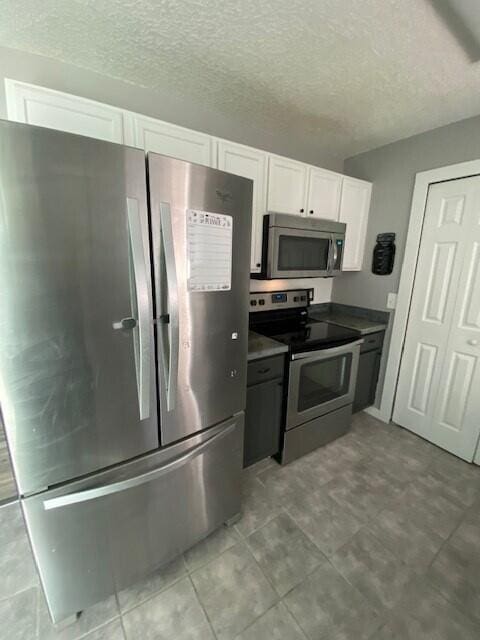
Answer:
297, 353, 352, 412
278, 235, 330, 271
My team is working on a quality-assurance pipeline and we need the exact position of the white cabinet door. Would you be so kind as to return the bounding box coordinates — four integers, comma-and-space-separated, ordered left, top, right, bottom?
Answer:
132, 114, 213, 166
339, 177, 372, 271
217, 140, 267, 272
267, 155, 308, 215
306, 167, 342, 220
5, 79, 128, 143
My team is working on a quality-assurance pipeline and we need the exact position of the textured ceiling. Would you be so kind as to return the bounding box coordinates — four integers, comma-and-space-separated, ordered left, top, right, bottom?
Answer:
1, 0, 480, 159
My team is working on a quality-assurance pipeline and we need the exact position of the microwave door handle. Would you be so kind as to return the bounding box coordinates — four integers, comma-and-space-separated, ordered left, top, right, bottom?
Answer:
327, 236, 334, 274
159, 202, 179, 412
126, 197, 151, 420
332, 238, 339, 271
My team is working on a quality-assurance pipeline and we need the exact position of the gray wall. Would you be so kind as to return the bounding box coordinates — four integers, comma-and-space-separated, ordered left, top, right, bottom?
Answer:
333, 112, 480, 410
0, 46, 343, 171
332, 113, 480, 311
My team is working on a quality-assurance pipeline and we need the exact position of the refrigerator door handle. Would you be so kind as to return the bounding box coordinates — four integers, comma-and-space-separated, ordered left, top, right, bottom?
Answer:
126, 197, 151, 420
159, 202, 179, 412
43, 421, 236, 510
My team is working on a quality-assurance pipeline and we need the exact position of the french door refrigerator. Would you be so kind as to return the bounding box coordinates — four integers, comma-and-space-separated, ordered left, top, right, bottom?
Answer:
0, 120, 252, 622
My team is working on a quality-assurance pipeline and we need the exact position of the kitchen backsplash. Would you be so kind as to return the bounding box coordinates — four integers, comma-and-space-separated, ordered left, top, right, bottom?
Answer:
249, 277, 333, 303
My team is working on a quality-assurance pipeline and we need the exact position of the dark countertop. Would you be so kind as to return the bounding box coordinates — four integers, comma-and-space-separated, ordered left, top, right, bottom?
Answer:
308, 302, 389, 336
308, 311, 387, 335
248, 331, 288, 361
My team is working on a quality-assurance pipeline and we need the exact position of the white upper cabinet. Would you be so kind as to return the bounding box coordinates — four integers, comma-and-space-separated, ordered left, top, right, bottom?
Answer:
339, 177, 372, 271
306, 168, 342, 220
5, 79, 128, 144
5, 79, 373, 275
268, 158, 343, 222
132, 114, 213, 166
267, 155, 309, 215
217, 140, 267, 273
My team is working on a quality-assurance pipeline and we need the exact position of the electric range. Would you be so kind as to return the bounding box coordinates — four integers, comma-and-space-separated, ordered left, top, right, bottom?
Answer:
249, 289, 363, 464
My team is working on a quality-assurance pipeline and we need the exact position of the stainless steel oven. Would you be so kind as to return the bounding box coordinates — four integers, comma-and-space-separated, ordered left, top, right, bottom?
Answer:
253, 212, 346, 279
281, 338, 362, 463
286, 340, 362, 429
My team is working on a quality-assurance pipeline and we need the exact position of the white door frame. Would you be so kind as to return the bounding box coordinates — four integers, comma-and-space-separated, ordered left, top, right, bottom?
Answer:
379, 159, 480, 436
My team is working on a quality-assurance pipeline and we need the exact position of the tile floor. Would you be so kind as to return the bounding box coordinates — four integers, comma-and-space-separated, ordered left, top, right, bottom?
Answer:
2, 412, 480, 639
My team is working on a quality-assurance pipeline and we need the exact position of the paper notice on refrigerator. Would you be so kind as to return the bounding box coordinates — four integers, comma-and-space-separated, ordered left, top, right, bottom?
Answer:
186, 209, 233, 291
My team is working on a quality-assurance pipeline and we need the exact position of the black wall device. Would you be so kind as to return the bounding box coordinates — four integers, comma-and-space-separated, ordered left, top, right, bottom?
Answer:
372, 233, 395, 275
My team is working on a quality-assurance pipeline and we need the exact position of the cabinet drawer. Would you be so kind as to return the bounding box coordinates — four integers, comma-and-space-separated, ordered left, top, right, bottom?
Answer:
247, 355, 284, 385
360, 332, 384, 353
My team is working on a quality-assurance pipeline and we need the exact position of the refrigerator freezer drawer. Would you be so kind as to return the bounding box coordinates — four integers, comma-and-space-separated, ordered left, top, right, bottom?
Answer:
22, 413, 244, 623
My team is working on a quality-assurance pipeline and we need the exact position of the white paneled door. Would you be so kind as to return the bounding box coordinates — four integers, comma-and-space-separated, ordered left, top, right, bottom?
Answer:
393, 176, 480, 461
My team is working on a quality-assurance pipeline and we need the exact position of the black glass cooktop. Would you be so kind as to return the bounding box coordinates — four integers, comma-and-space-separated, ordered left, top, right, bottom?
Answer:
251, 316, 359, 353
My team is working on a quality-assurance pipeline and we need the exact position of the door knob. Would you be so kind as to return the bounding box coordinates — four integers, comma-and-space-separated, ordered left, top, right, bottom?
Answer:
467, 339, 478, 346
112, 317, 137, 330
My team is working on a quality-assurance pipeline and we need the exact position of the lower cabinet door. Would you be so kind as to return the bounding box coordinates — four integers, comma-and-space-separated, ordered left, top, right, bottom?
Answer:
244, 379, 283, 467
22, 414, 244, 623
353, 351, 381, 412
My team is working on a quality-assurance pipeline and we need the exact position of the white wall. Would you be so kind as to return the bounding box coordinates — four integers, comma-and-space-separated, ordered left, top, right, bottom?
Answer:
0, 46, 343, 172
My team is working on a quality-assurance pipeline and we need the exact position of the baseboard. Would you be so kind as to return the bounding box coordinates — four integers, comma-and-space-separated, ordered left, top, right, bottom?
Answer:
363, 405, 389, 423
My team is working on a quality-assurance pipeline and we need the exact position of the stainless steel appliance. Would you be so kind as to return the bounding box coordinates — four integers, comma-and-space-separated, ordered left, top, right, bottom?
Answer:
252, 212, 346, 279
249, 290, 362, 464
0, 120, 252, 622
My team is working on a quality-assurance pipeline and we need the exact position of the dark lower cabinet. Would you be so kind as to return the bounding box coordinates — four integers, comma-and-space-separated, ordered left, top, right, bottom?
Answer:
244, 356, 284, 468
353, 331, 384, 413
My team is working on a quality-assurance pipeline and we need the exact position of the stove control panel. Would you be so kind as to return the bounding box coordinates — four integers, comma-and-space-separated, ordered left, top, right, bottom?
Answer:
249, 289, 313, 312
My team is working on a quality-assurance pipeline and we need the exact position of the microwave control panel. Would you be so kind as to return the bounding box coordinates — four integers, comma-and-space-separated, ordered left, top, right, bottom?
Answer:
249, 289, 313, 312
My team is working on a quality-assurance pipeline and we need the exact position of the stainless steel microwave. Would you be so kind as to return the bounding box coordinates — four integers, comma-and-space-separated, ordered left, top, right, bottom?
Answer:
252, 212, 346, 279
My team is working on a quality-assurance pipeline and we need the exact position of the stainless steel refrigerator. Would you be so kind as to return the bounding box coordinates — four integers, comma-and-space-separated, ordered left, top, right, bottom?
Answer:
0, 120, 252, 622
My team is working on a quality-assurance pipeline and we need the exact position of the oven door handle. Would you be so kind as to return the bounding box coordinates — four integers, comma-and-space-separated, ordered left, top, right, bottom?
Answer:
291, 339, 364, 361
